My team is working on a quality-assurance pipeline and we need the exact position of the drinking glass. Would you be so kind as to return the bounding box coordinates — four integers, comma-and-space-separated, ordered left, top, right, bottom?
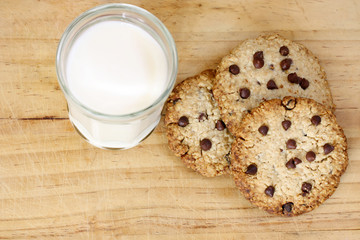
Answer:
56, 3, 178, 149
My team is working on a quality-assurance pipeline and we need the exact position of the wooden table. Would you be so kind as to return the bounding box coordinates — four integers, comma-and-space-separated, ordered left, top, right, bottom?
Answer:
1, 0, 359, 239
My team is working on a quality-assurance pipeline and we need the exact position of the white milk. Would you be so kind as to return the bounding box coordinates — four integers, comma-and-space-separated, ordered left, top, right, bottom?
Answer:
66, 20, 168, 115
65, 20, 169, 148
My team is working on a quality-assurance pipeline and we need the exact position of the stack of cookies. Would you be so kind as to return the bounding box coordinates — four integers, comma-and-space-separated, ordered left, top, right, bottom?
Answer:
165, 34, 348, 216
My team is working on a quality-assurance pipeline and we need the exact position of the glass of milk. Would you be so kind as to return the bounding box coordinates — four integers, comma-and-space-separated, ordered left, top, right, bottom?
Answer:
56, 4, 178, 149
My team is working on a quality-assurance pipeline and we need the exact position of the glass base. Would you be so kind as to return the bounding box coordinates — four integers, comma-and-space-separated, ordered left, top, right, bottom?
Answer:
71, 120, 156, 150
68, 107, 160, 150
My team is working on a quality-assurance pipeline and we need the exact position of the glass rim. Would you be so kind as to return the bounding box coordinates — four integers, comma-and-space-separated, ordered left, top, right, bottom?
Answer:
56, 3, 178, 119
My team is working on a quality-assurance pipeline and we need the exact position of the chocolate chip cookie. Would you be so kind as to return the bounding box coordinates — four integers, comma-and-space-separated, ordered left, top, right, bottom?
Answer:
213, 34, 334, 136
165, 70, 234, 177
231, 97, 348, 216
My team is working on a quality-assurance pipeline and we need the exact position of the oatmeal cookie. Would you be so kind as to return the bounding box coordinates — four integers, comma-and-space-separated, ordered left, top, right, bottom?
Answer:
213, 34, 334, 136
231, 97, 347, 216
165, 70, 234, 177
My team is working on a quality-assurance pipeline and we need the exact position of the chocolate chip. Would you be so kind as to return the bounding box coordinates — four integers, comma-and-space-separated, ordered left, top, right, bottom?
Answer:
198, 112, 208, 122
229, 64, 240, 75
240, 88, 250, 99
282, 120, 291, 130
287, 73, 309, 89
200, 138, 212, 151
287, 72, 300, 84
301, 182, 312, 194
311, 115, 321, 126
225, 153, 231, 164
279, 46, 289, 56
253, 58, 264, 69
306, 151, 316, 162
267, 80, 278, 90
285, 159, 296, 169
299, 78, 310, 90
282, 202, 294, 213
245, 164, 257, 175
172, 98, 181, 105
280, 58, 292, 71
209, 89, 213, 97
282, 97, 296, 110
178, 116, 189, 127
286, 139, 297, 149
324, 143, 334, 155
269, 64, 275, 70
293, 157, 302, 165
216, 120, 226, 131
258, 125, 269, 136
265, 186, 275, 197
254, 51, 263, 59
285, 157, 302, 169
253, 51, 264, 69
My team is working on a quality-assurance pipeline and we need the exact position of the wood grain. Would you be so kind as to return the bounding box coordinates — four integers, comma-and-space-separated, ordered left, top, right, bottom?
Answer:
0, 0, 359, 239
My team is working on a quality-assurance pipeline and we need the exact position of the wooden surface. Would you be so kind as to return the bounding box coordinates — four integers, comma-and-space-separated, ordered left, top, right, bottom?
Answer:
0, 0, 360, 239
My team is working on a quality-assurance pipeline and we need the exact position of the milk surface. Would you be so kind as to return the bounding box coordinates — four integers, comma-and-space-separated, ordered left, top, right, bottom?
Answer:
66, 20, 168, 115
